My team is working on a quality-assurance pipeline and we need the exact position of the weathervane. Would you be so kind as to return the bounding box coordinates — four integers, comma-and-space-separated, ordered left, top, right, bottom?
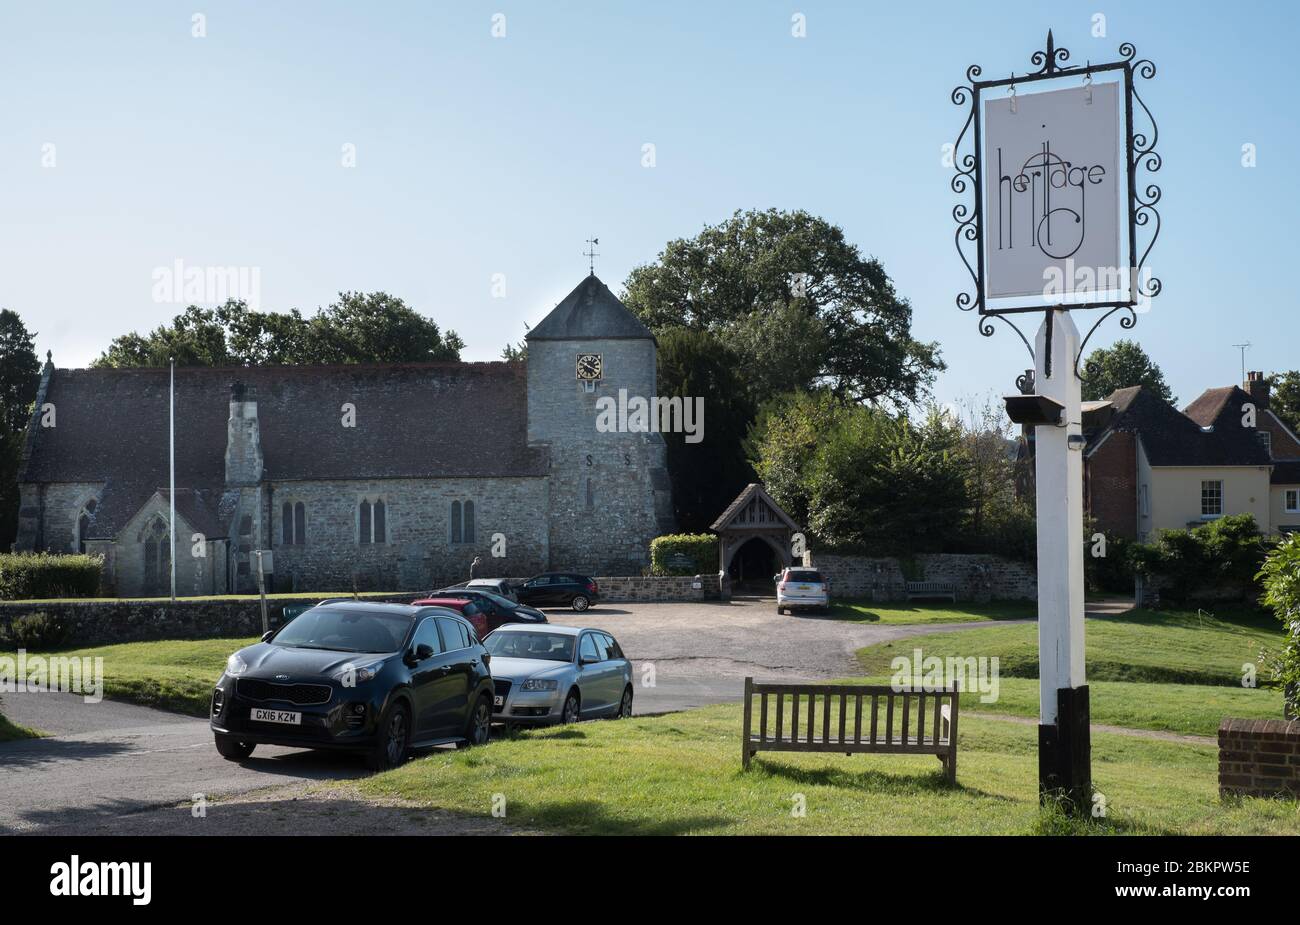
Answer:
583, 237, 600, 275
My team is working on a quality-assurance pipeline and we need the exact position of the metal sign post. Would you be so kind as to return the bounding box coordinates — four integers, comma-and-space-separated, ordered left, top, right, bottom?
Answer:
950, 32, 1161, 811
254, 550, 273, 635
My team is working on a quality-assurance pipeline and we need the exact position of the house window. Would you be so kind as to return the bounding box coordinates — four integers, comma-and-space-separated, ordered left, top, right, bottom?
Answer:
359, 498, 386, 544
450, 500, 475, 544
281, 501, 306, 545
1286, 489, 1300, 514
1138, 485, 1150, 518
1201, 480, 1223, 518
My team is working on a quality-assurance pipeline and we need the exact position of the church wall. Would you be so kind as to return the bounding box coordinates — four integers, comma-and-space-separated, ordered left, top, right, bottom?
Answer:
23, 481, 102, 554
267, 476, 549, 592
527, 337, 671, 573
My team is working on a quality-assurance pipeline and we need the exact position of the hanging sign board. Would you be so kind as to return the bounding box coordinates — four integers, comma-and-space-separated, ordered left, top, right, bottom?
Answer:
982, 83, 1122, 302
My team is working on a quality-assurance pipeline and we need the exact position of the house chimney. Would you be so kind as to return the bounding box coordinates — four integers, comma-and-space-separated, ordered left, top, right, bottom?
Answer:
225, 380, 263, 486
1245, 371, 1270, 410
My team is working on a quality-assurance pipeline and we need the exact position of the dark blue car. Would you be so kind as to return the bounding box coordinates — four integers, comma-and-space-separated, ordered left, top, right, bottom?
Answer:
210, 601, 494, 770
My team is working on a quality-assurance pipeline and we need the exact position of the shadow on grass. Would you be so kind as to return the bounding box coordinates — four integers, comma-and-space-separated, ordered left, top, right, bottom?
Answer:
749, 756, 1007, 799
818, 601, 1038, 624
509, 798, 732, 835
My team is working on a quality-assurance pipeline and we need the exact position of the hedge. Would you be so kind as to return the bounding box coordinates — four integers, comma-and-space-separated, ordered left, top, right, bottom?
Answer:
650, 534, 718, 577
0, 553, 103, 600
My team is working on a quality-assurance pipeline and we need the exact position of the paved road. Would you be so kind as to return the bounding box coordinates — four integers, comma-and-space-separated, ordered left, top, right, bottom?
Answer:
0, 597, 1013, 833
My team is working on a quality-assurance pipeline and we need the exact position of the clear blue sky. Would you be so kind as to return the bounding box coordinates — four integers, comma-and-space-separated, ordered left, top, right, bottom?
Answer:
2, 0, 1294, 409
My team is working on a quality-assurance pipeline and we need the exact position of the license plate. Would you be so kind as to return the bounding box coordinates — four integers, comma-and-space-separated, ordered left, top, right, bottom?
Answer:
250, 708, 301, 725
493, 695, 505, 707
797, 584, 812, 591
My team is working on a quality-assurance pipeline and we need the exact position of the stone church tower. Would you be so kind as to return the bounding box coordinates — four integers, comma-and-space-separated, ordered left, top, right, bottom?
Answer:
526, 274, 675, 573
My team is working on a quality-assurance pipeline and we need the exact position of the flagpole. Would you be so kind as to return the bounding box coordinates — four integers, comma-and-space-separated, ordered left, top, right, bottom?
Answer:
169, 357, 177, 601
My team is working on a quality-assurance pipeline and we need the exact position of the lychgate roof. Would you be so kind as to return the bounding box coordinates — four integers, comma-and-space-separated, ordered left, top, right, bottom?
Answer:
525, 274, 654, 342
711, 483, 799, 533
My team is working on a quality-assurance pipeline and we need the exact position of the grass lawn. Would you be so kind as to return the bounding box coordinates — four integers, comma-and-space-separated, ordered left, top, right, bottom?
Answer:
824, 599, 1037, 625
353, 704, 1300, 835
2, 637, 257, 717
0, 707, 42, 741
853, 606, 1286, 736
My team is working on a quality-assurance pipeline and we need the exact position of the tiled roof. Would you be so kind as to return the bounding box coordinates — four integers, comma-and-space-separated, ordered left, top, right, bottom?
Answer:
710, 483, 799, 533
1273, 460, 1300, 485
526, 274, 654, 342
22, 363, 549, 495
1087, 385, 1271, 467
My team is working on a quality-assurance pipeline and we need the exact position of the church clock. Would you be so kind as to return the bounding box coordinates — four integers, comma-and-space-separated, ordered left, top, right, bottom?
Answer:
576, 353, 603, 381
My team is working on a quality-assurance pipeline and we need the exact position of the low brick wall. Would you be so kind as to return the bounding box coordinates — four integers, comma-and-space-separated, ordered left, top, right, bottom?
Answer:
594, 575, 706, 602
1218, 718, 1300, 799
805, 553, 1037, 602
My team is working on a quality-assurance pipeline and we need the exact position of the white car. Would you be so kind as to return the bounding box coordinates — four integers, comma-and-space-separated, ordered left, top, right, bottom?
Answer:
775, 567, 830, 615
483, 624, 633, 726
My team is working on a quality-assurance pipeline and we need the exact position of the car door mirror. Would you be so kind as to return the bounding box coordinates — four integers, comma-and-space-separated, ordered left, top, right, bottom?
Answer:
414, 643, 435, 661
261, 630, 275, 642
772, 573, 781, 583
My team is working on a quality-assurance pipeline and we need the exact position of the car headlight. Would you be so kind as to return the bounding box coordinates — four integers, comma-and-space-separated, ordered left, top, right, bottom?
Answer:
335, 661, 385, 687
225, 653, 249, 677
520, 678, 559, 692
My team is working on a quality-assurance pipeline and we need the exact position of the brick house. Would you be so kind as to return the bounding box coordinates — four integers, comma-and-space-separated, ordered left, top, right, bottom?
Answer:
1082, 372, 1300, 540
15, 274, 676, 595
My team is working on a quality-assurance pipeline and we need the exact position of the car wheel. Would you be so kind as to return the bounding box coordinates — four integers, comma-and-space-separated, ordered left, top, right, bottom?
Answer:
367, 701, 410, 771
571, 594, 590, 612
464, 694, 492, 747
561, 690, 581, 724
213, 733, 255, 761
616, 685, 633, 719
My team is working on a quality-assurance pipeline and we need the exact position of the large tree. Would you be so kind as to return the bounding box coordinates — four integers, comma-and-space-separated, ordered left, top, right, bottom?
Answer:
1269, 370, 1300, 435
622, 209, 943, 408
656, 328, 756, 531
1080, 339, 1176, 404
93, 294, 463, 368
0, 310, 40, 548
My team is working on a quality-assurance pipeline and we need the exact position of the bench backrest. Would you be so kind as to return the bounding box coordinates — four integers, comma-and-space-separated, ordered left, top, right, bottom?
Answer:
905, 581, 955, 592
743, 680, 957, 754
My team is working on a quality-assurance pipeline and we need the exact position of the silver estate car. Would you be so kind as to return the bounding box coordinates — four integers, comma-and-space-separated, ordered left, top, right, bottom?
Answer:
775, 567, 830, 614
483, 625, 633, 725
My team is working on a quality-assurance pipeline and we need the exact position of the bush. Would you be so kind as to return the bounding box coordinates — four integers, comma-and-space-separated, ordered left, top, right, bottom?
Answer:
0, 611, 71, 649
1085, 528, 1134, 594
1128, 515, 1268, 605
0, 552, 103, 600
1257, 533, 1300, 717
650, 534, 718, 576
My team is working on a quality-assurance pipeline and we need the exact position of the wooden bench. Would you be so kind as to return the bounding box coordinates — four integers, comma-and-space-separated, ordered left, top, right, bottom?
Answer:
741, 679, 958, 782
905, 580, 957, 602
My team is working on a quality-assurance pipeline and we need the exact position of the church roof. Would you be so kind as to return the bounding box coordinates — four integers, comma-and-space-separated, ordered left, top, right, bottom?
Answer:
22, 363, 549, 536
525, 274, 654, 342
711, 483, 800, 533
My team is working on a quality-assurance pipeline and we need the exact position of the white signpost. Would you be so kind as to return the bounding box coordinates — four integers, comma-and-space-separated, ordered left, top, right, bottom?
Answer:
951, 32, 1161, 810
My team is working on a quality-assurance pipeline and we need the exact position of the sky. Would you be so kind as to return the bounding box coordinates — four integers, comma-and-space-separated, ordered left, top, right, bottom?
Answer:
1, 0, 1295, 410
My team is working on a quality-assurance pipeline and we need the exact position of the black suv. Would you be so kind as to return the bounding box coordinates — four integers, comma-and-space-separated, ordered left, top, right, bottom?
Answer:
514, 573, 599, 612
210, 601, 494, 770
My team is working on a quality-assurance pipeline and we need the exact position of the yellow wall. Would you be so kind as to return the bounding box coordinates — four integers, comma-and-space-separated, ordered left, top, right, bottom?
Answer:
1146, 463, 1272, 534
1271, 485, 1300, 534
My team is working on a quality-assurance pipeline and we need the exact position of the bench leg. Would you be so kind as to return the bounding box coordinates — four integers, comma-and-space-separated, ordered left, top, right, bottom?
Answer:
742, 746, 751, 770
945, 750, 957, 783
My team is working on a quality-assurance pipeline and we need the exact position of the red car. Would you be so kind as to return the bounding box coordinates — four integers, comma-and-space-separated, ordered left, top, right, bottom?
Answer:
410, 597, 490, 638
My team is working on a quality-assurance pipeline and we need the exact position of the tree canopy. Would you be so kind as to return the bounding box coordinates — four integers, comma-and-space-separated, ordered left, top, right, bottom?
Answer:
1268, 370, 1300, 436
1080, 339, 1176, 405
622, 208, 944, 409
92, 294, 464, 368
0, 309, 40, 547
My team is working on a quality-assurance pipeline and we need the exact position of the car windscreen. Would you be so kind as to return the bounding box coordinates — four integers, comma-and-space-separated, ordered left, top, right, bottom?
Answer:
273, 608, 413, 654
785, 570, 825, 583
483, 631, 575, 662
476, 590, 518, 609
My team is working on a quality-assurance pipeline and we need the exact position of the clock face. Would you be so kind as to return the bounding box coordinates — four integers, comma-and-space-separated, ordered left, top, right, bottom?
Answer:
576, 353, 603, 381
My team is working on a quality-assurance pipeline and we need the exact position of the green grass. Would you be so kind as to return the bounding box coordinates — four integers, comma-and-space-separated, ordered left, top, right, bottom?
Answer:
0, 706, 42, 741
857, 607, 1280, 686
853, 606, 1286, 737
353, 704, 1300, 835
825, 599, 1037, 625
3, 637, 256, 717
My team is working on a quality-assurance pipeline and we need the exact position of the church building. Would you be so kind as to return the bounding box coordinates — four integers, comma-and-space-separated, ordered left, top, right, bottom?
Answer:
15, 275, 675, 596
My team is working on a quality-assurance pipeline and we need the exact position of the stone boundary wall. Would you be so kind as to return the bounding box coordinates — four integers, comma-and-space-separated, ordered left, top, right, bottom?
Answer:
0, 577, 718, 646
594, 575, 707, 602
1218, 718, 1300, 799
804, 553, 1037, 602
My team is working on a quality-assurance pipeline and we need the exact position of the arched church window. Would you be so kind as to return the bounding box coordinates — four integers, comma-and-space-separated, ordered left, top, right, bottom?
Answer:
282, 501, 307, 545
359, 498, 386, 544
142, 519, 170, 596
451, 501, 462, 544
